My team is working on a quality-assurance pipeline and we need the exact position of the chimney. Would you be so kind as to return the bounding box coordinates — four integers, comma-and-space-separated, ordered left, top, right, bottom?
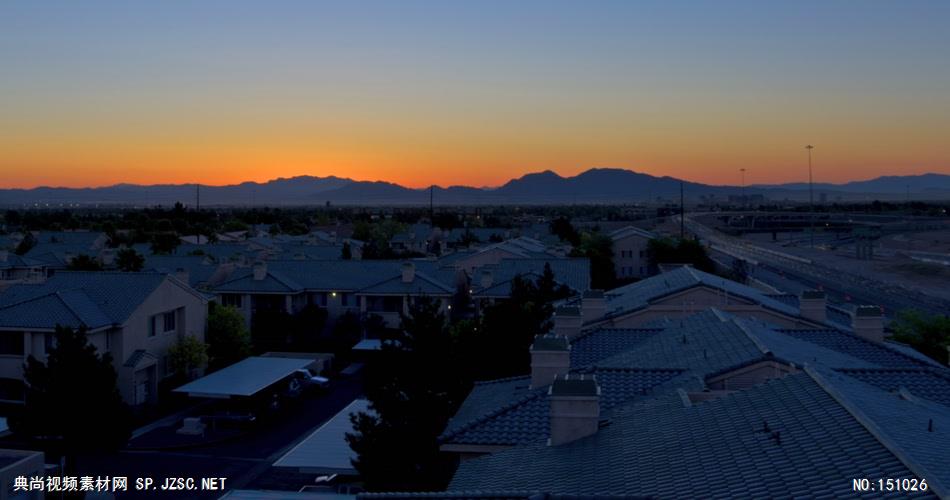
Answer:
553, 306, 582, 340
174, 267, 190, 285
252, 261, 267, 281
480, 270, 493, 289
530, 335, 571, 389
852, 306, 884, 343
581, 290, 606, 321
549, 374, 600, 446
401, 262, 415, 283
799, 290, 827, 323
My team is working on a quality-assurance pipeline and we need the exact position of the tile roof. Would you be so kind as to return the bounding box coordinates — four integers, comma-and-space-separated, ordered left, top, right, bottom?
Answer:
209, 260, 463, 296
472, 259, 590, 297
600, 266, 798, 321
836, 367, 950, 407
811, 367, 950, 497
358, 272, 454, 296
0, 253, 43, 269
0, 272, 169, 329
442, 368, 683, 446
213, 268, 303, 293
449, 372, 933, 498
775, 328, 935, 369
143, 255, 218, 287
568, 328, 662, 368
609, 226, 655, 241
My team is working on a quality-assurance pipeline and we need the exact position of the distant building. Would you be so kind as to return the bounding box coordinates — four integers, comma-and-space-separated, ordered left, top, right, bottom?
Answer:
610, 226, 655, 280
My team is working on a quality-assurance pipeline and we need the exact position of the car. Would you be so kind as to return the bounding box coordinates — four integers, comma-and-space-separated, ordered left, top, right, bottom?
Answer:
292, 368, 331, 391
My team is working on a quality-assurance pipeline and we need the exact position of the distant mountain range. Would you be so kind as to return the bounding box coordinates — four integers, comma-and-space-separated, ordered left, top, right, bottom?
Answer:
2, 169, 949, 206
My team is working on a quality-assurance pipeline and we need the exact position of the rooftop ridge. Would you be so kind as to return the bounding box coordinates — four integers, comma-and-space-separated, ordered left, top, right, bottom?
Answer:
805, 366, 949, 499
472, 375, 531, 387
732, 319, 772, 356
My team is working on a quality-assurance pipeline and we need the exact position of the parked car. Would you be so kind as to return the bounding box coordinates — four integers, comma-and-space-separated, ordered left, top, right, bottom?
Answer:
293, 368, 330, 390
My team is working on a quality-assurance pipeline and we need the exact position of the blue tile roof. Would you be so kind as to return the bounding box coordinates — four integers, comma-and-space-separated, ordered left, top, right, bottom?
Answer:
568, 328, 662, 368
0, 272, 169, 329
210, 260, 462, 295
776, 328, 935, 369
442, 368, 683, 446
472, 259, 590, 298
601, 266, 799, 321
811, 367, 950, 497
213, 268, 303, 293
836, 368, 950, 407
0, 253, 43, 269
358, 272, 454, 296
143, 255, 218, 287
449, 372, 932, 498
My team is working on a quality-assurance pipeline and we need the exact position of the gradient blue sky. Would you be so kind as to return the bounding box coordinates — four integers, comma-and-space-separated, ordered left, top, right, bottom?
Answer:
2, 0, 949, 188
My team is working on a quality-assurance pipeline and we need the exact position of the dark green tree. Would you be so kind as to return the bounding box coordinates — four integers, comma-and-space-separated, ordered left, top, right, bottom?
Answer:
150, 232, 180, 255
572, 230, 615, 289
207, 304, 252, 370
474, 274, 555, 379
11, 326, 131, 452
15, 232, 37, 255
341, 241, 352, 260
647, 237, 715, 274
347, 297, 466, 491
892, 310, 950, 364
66, 254, 102, 271
116, 248, 145, 272
550, 216, 581, 246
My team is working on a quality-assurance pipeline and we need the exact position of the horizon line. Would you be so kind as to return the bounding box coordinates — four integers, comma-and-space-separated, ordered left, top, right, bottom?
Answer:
2, 167, 946, 192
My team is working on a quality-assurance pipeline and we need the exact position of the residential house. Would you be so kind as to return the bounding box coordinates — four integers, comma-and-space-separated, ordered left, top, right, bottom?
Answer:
610, 225, 655, 280
0, 272, 208, 406
211, 260, 461, 330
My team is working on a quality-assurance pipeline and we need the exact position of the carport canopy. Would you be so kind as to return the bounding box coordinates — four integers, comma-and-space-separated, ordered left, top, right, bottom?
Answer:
273, 398, 372, 475
174, 356, 314, 398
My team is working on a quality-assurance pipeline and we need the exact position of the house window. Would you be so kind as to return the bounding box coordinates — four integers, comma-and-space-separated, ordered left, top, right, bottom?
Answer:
0, 333, 24, 356
222, 294, 243, 308
162, 311, 177, 334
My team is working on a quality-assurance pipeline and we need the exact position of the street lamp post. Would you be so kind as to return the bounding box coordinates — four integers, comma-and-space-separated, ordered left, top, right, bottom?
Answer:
806, 145, 815, 248
739, 168, 746, 208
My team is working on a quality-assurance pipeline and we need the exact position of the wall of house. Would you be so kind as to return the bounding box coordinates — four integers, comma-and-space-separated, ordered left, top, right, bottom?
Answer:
613, 234, 651, 279
119, 278, 207, 404
707, 362, 797, 391
596, 287, 817, 329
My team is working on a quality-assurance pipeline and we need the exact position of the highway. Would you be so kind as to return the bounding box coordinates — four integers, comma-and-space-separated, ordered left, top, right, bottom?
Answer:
685, 215, 950, 318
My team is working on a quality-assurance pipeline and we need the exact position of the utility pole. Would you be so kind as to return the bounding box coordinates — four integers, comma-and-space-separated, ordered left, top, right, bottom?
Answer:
680, 180, 685, 240
429, 185, 434, 227
806, 145, 815, 248
739, 168, 747, 208
196, 183, 201, 244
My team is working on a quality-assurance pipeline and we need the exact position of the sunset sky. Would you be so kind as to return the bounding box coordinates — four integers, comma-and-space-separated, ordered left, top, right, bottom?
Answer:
2, 1, 949, 189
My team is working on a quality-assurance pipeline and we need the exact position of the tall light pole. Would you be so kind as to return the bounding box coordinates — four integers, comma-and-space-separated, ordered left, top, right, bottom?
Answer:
806, 145, 815, 248
739, 168, 746, 209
